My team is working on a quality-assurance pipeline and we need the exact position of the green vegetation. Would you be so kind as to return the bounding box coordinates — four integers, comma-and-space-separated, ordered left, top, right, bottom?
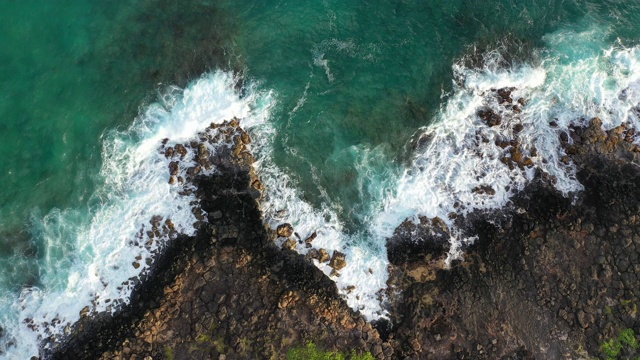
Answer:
188, 321, 226, 354
286, 341, 375, 360
601, 328, 640, 360
165, 346, 175, 360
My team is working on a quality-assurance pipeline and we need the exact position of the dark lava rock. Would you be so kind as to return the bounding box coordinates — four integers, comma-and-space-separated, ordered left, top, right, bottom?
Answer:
496, 87, 515, 104
50, 123, 384, 360
387, 216, 451, 265
50, 115, 640, 360
477, 108, 502, 127
384, 119, 640, 359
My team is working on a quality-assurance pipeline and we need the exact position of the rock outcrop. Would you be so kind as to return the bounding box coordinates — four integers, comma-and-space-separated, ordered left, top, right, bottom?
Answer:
49, 122, 385, 360
385, 118, 640, 359
49, 113, 640, 360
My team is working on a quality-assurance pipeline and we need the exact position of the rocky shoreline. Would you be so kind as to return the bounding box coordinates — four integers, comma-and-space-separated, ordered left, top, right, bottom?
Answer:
49, 108, 640, 359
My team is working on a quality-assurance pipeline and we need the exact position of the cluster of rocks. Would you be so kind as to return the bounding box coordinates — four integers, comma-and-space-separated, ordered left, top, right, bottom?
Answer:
384, 116, 640, 358
275, 222, 348, 277
49, 119, 386, 360
48, 105, 640, 359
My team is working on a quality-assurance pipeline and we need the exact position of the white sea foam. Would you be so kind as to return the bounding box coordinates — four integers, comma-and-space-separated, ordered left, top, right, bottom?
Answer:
0, 71, 272, 359
376, 26, 640, 264
248, 26, 640, 320
5, 26, 640, 359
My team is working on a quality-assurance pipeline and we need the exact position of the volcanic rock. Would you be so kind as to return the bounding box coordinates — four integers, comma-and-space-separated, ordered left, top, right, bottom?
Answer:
276, 223, 294, 238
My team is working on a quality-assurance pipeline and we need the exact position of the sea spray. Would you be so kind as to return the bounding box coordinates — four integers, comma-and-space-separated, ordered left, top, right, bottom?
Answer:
3, 26, 640, 359
0, 71, 271, 358
243, 27, 640, 321
378, 26, 640, 265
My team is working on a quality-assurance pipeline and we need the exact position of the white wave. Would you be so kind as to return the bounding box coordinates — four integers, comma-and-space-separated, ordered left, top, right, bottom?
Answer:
248, 26, 640, 320
377, 26, 640, 264
250, 107, 391, 319
5, 27, 640, 360
0, 71, 272, 359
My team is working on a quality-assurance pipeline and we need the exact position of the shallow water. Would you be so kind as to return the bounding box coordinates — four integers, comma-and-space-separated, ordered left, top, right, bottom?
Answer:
1, 0, 640, 357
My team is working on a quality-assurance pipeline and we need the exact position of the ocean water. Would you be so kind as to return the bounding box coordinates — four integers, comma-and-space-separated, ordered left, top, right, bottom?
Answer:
1, 0, 640, 357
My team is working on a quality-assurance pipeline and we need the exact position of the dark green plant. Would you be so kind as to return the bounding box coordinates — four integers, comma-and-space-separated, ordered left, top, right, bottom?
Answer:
286, 341, 375, 360
601, 328, 639, 360
619, 328, 639, 349
165, 345, 175, 360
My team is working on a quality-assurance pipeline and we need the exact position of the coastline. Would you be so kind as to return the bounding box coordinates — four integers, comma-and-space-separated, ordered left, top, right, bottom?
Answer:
49, 113, 640, 359
49, 121, 386, 359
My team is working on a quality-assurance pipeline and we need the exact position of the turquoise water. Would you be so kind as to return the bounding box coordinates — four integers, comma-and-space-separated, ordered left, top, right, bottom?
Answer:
0, 1, 236, 289
218, 0, 640, 228
1, 0, 640, 357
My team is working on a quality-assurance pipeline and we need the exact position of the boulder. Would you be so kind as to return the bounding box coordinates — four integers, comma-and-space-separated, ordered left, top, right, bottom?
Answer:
169, 161, 179, 176
164, 147, 174, 158
197, 143, 209, 161
472, 185, 496, 196
496, 87, 515, 104
477, 108, 502, 127
282, 238, 296, 251
318, 249, 330, 263
276, 223, 294, 238
329, 251, 347, 271
304, 232, 317, 248
175, 144, 188, 159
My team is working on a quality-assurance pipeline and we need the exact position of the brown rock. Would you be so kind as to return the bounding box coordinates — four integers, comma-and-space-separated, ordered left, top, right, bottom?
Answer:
188, 166, 202, 176
472, 185, 496, 196
496, 87, 515, 104
276, 223, 294, 238
164, 147, 174, 158
241, 132, 251, 144
477, 108, 502, 127
240, 152, 255, 164
282, 238, 296, 251
513, 123, 524, 133
304, 232, 317, 247
197, 143, 209, 161
175, 144, 188, 159
329, 251, 347, 271
251, 179, 265, 191
318, 249, 330, 263
168, 161, 179, 176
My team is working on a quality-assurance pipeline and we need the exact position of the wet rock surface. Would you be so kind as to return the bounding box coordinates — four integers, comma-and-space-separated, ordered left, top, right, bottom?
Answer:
385, 118, 640, 359
49, 114, 640, 359
49, 122, 385, 360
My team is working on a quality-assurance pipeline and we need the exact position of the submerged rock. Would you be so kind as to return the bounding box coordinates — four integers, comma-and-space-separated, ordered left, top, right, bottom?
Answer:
477, 108, 502, 127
